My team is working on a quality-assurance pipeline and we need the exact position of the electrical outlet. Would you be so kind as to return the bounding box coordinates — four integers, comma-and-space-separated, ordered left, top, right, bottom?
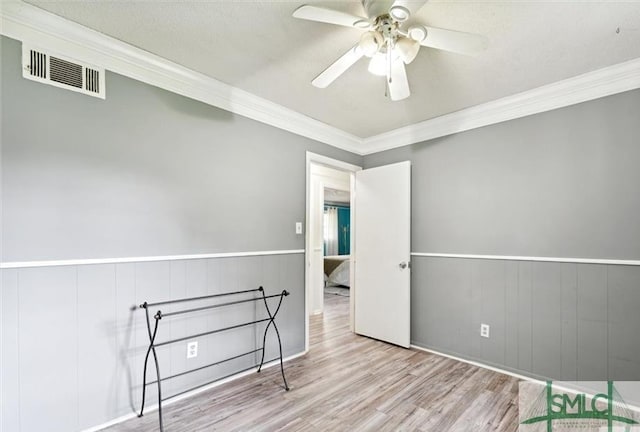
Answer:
187, 341, 198, 359
480, 324, 490, 338
295, 222, 303, 234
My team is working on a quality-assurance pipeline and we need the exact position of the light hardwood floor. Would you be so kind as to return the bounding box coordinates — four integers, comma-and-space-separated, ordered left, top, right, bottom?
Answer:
106, 292, 520, 431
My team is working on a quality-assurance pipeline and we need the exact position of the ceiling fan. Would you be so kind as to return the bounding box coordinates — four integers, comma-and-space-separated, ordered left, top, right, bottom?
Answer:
293, 0, 488, 101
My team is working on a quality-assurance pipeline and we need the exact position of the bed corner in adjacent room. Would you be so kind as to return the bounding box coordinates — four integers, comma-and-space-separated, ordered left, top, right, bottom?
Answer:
324, 255, 351, 287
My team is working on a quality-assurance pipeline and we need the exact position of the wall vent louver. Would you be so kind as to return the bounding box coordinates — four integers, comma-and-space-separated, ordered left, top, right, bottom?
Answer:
22, 45, 105, 99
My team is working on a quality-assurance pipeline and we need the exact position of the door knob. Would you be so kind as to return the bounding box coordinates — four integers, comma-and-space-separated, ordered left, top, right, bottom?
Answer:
399, 261, 408, 269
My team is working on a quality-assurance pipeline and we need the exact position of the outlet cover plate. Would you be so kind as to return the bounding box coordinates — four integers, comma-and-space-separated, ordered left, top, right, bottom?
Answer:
480, 324, 490, 338
187, 341, 198, 358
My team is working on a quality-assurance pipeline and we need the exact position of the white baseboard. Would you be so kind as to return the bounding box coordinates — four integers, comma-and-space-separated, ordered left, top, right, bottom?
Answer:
410, 344, 640, 414
81, 350, 307, 432
80, 411, 140, 432
410, 344, 540, 383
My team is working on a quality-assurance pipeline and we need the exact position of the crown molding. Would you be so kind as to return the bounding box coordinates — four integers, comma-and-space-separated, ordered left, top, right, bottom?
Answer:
362, 57, 640, 154
0, 1, 363, 154
2, 2, 639, 157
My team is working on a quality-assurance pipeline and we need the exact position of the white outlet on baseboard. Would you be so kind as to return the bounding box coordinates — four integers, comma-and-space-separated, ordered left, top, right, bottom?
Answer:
480, 324, 490, 338
187, 341, 198, 359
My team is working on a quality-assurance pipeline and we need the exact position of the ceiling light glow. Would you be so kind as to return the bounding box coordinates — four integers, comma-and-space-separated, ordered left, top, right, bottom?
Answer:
368, 53, 387, 76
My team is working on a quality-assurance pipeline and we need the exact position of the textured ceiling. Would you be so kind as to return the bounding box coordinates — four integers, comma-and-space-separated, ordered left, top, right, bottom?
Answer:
25, 0, 640, 138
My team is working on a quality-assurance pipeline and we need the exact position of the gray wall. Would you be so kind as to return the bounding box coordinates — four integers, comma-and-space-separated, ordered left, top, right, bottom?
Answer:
365, 89, 640, 260
0, 35, 360, 432
365, 88, 640, 381
412, 257, 640, 381
0, 36, 362, 263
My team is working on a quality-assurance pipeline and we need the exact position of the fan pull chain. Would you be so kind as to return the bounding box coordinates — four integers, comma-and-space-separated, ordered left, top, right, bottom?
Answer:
387, 39, 393, 84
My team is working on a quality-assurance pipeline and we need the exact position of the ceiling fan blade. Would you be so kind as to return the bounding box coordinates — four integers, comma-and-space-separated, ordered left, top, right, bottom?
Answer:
388, 59, 410, 101
312, 45, 364, 88
293, 5, 369, 29
419, 26, 488, 56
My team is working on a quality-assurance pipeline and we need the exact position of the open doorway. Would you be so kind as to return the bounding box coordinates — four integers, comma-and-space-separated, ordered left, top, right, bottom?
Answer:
305, 152, 361, 352
323, 187, 351, 299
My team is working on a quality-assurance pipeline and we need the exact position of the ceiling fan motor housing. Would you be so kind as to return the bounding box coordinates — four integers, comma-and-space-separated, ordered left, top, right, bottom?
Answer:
377, 16, 399, 38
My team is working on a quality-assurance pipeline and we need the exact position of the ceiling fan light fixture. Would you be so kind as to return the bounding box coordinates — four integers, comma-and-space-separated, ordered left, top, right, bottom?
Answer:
389, 5, 410, 22
396, 37, 420, 64
359, 31, 383, 57
407, 25, 427, 42
292, 2, 488, 101
368, 53, 387, 76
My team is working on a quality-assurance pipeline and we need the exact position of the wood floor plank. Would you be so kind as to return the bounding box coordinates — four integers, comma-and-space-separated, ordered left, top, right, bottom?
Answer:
104, 292, 520, 431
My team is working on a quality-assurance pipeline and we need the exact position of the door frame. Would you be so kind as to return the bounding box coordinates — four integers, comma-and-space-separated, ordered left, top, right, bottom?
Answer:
305, 152, 362, 352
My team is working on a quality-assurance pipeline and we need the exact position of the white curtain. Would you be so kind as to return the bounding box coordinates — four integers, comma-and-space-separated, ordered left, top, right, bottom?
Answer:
324, 207, 339, 256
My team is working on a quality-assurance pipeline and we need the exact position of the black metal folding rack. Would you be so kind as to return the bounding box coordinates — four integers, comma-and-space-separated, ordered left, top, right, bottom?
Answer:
138, 286, 290, 432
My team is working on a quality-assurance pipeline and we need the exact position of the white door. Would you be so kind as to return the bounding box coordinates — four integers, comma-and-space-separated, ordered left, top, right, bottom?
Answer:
354, 161, 411, 347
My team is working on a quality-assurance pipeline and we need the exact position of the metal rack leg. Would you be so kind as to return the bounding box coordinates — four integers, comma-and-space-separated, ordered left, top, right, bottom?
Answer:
139, 305, 155, 417
138, 307, 163, 432
257, 289, 290, 391
256, 320, 272, 373
139, 344, 153, 416
271, 320, 289, 391
256, 288, 271, 372
152, 334, 163, 432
